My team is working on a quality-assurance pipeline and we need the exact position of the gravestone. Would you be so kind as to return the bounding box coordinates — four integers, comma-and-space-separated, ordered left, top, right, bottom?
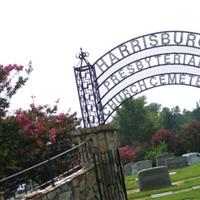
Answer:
138, 166, 171, 191
166, 156, 188, 169
136, 160, 152, 173
131, 163, 138, 175
182, 152, 200, 165
124, 160, 153, 176
156, 153, 174, 166
124, 163, 133, 176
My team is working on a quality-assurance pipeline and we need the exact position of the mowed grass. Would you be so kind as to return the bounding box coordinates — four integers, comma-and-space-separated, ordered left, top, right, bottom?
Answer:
128, 178, 200, 199
125, 162, 200, 199
154, 189, 200, 200
125, 175, 138, 190
171, 162, 200, 181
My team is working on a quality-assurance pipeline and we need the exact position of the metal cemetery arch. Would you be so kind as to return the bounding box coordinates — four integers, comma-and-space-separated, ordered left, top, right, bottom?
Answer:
74, 31, 200, 128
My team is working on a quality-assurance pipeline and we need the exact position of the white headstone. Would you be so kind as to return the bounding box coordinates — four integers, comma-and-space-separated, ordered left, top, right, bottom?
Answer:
182, 152, 200, 165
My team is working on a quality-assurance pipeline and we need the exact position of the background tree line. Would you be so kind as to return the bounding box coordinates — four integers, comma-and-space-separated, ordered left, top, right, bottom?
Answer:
113, 96, 200, 165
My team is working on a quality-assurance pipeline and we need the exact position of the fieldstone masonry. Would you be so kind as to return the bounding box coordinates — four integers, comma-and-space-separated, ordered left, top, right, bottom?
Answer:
0, 192, 4, 200
138, 166, 171, 191
71, 125, 119, 153
23, 167, 98, 200
72, 125, 127, 200
22, 124, 127, 200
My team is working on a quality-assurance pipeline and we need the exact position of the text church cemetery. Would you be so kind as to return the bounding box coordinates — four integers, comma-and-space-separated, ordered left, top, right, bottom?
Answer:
92, 31, 200, 120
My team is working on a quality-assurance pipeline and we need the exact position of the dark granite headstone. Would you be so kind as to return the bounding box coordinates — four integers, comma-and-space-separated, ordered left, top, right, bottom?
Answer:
124, 163, 133, 176
138, 166, 171, 191
136, 160, 152, 172
124, 160, 153, 176
166, 156, 188, 169
156, 153, 174, 166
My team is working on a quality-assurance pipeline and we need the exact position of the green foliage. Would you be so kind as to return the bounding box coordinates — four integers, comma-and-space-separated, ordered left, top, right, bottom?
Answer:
144, 141, 167, 164
150, 128, 177, 153
0, 116, 35, 178
0, 63, 34, 178
171, 162, 200, 182
0, 63, 80, 180
0, 63, 32, 118
113, 95, 200, 158
0, 103, 80, 179
113, 96, 160, 145
191, 101, 200, 120
159, 106, 187, 132
179, 121, 200, 153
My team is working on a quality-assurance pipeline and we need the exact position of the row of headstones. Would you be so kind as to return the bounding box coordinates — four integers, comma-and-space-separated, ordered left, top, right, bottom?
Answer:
157, 152, 200, 168
124, 152, 200, 191
124, 152, 200, 176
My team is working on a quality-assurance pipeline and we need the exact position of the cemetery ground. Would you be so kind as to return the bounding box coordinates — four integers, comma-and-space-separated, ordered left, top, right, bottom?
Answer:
125, 162, 200, 199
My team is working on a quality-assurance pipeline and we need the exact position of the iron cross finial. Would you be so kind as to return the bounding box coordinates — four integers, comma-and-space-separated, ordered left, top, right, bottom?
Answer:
76, 48, 89, 60
75, 48, 90, 67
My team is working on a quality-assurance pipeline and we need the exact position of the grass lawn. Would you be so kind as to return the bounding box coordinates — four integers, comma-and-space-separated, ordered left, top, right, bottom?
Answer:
154, 189, 200, 200
128, 178, 200, 199
125, 176, 138, 190
170, 162, 200, 181
125, 162, 200, 199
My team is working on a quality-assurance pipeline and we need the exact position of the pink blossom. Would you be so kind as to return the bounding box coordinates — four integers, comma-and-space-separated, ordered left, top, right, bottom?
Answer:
34, 126, 45, 134
16, 112, 28, 123
3, 65, 15, 75
14, 64, 23, 71
49, 128, 57, 144
23, 124, 31, 133
36, 139, 44, 147
32, 148, 41, 155
119, 146, 137, 165
56, 113, 65, 121
150, 128, 174, 146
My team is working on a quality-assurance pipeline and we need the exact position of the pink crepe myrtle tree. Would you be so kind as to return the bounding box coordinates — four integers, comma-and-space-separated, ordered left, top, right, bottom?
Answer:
0, 62, 80, 179
150, 128, 177, 153
0, 62, 32, 118
119, 146, 138, 165
15, 102, 80, 157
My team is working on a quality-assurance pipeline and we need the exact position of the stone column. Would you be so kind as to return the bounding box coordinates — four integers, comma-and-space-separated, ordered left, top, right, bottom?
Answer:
0, 192, 4, 200
72, 124, 118, 152
72, 124, 127, 200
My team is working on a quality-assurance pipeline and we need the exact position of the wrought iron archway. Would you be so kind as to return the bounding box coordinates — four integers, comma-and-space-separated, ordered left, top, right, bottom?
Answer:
74, 31, 200, 128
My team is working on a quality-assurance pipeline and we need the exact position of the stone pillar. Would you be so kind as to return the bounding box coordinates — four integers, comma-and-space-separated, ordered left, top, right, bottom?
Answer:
72, 124, 127, 200
0, 192, 4, 200
72, 124, 118, 152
